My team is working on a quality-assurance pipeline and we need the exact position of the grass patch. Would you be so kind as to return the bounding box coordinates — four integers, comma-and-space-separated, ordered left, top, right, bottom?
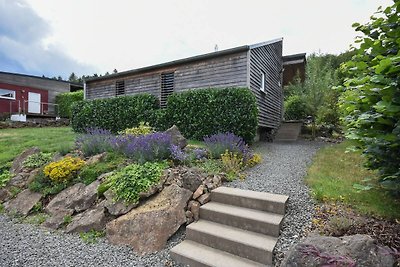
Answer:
0, 127, 76, 169
79, 230, 105, 244
306, 140, 400, 219
23, 213, 48, 225
187, 139, 205, 148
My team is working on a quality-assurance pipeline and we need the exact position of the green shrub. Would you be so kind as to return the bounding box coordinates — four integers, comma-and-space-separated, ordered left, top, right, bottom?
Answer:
29, 171, 70, 197
71, 94, 159, 133
23, 152, 53, 169
105, 161, 168, 204
165, 88, 258, 143
119, 122, 154, 136
284, 95, 308, 120
56, 91, 84, 118
0, 170, 11, 188
79, 230, 105, 243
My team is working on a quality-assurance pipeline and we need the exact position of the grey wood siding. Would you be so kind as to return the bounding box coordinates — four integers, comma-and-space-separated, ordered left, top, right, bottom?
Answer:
86, 52, 248, 100
249, 41, 283, 128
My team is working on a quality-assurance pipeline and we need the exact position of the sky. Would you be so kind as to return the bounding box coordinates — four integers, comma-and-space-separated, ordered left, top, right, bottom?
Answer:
0, 0, 393, 79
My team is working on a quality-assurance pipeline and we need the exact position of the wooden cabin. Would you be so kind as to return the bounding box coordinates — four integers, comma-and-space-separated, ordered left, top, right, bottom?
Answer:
85, 38, 304, 137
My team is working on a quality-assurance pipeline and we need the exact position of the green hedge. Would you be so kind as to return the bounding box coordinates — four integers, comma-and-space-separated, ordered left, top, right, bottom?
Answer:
71, 94, 159, 133
71, 88, 258, 143
165, 88, 258, 143
55, 91, 84, 118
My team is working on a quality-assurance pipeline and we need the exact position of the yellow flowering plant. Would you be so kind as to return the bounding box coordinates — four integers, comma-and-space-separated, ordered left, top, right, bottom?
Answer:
43, 156, 85, 183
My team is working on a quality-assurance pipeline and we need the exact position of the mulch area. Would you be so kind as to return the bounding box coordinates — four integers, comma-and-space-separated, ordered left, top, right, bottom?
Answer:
310, 202, 400, 262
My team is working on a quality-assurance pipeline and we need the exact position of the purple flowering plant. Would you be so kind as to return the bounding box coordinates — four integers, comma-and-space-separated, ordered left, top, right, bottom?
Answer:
203, 132, 252, 162
76, 128, 114, 157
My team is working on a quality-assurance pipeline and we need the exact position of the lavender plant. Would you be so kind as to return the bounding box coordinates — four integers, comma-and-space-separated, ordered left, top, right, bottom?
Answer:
203, 132, 252, 162
76, 128, 114, 157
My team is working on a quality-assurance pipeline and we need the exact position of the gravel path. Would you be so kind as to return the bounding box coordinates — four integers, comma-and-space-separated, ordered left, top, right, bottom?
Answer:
0, 140, 323, 267
227, 140, 325, 266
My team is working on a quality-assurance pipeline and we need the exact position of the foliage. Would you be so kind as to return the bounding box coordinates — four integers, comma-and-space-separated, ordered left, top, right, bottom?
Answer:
0, 127, 76, 170
0, 170, 11, 188
29, 170, 70, 197
284, 95, 308, 120
31, 202, 43, 213
165, 88, 258, 143
339, 1, 400, 196
305, 141, 400, 219
63, 215, 72, 225
245, 153, 262, 168
221, 151, 244, 181
193, 159, 224, 175
43, 156, 85, 183
55, 91, 84, 118
71, 94, 159, 133
23, 213, 48, 225
79, 230, 105, 244
23, 152, 52, 169
0, 203, 4, 213
203, 132, 252, 162
76, 128, 114, 157
169, 145, 208, 165
78, 152, 126, 185
119, 122, 154, 136
105, 161, 168, 204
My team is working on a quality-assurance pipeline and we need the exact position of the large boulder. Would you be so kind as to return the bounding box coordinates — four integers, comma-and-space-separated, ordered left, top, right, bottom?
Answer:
42, 209, 73, 229
45, 181, 100, 215
106, 184, 192, 255
65, 201, 109, 233
4, 189, 42, 216
11, 147, 40, 175
165, 125, 187, 149
104, 189, 138, 216
280, 234, 395, 267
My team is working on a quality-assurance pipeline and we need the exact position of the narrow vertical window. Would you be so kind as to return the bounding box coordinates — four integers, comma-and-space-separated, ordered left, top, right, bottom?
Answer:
260, 72, 265, 92
160, 72, 174, 108
115, 80, 125, 96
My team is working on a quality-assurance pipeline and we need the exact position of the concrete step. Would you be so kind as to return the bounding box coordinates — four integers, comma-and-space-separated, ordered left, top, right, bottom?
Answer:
170, 240, 267, 267
187, 220, 277, 265
211, 187, 288, 215
200, 202, 283, 237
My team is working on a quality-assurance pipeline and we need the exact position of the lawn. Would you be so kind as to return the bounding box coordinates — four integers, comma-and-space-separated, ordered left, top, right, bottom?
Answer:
0, 127, 76, 169
306, 140, 400, 219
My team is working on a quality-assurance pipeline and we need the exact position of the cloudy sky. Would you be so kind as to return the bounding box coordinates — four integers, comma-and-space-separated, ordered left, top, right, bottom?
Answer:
0, 0, 393, 79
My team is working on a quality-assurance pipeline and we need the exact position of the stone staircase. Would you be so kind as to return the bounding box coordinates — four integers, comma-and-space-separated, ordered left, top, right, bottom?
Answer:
274, 121, 303, 141
170, 187, 289, 267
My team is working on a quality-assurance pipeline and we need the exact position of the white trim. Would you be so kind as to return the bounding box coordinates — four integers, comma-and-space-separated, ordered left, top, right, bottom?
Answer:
283, 59, 305, 65
83, 81, 87, 100
249, 37, 284, 49
0, 88, 16, 100
260, 72, 265, 92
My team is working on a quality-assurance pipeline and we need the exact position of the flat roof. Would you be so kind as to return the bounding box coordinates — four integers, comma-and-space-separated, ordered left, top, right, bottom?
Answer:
0, 71, 83, 87
86, 38, 284, 83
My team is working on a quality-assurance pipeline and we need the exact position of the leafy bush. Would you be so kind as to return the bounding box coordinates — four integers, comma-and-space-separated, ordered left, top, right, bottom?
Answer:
56, 91, 84, 118
204, 132, 252, 162
169, 145, 208, 165
105, 161, 168, 203
165, 88, 258, 143
340, 2, 400, 196
246, 153, 262, 168
221, 151, 244, 181
0, 170, 11, 188
71, 94, 159, 133
43, 157, 85, 183
80, 230, 105, 244
76, 128, 114, 157
23, 152, 52, 169
29, 171, 70, 197
119, 122, 154, 136
284, 95, 308, 120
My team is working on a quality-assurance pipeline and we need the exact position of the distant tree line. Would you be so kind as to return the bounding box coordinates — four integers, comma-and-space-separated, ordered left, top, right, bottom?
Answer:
42, 68, 119, 84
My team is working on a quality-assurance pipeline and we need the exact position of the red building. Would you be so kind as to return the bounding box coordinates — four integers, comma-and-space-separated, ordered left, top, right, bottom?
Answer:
0, 71, 82, 116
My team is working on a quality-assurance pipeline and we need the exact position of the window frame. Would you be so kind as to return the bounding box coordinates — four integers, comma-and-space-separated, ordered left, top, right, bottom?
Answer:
0, 88, 16, 100
160, 72, 175, 108
115, 80, 125, 96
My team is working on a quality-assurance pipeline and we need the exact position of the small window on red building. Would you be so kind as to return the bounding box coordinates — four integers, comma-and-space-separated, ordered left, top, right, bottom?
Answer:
0, 89, 16, 99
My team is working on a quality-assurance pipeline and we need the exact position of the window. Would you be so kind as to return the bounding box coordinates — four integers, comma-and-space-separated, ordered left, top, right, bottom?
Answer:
160, 72, 174, 108
260, 72, 265, 92
0, 88, 16, 99
115, 80, 125, 96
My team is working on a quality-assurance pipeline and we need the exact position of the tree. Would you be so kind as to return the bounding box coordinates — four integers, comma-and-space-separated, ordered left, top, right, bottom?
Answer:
68, 72, 78, 83
340, 1, 400, 196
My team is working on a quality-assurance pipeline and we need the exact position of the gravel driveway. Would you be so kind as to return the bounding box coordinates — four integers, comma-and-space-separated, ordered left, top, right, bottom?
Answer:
0, 140, 323, 267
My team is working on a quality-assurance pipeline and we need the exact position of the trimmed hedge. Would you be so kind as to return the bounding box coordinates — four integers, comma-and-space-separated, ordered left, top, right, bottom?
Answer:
71, 88, 258, 143
165, 88, 258, 143
71, 94, 159, 133
55, 91, 84, 118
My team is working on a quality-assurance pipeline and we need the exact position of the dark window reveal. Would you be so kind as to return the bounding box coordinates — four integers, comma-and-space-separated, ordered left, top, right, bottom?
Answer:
115, 80, 125, 96
160, 72, 174, 108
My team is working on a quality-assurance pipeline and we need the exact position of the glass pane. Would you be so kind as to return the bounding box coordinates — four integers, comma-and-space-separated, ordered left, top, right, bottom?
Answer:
0, 89, 16, 98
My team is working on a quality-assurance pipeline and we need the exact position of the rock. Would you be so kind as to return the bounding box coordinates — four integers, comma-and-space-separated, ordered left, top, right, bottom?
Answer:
8, 173, 30, 188
4, 189, 42, 216
66, 201, 109, 233
192, 185, 204, 199
10, 147, 40, 175
181, 168, 203, 192
104, 189, 138, 216
165, 125, 187, 149
205, 182, 215, 191
106, 185, 192, 255
46, 181, 99, 215
280, 234, 395, 267
0, 188, 12, 202
138, 175, 166, 199
86, 152, 106, 165
185, 210, 194, 225
197, 193, 211, 205
42, 209, 73, 229
97, 172, 113, 182
212, 175, 222, 187
188, 200, 200, 221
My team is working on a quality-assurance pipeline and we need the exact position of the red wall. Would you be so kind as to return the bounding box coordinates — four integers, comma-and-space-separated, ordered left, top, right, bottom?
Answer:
0, 83, 49, 114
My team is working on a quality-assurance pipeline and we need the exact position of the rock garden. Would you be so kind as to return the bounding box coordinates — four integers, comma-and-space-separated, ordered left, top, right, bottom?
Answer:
0, 123, 261, 256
